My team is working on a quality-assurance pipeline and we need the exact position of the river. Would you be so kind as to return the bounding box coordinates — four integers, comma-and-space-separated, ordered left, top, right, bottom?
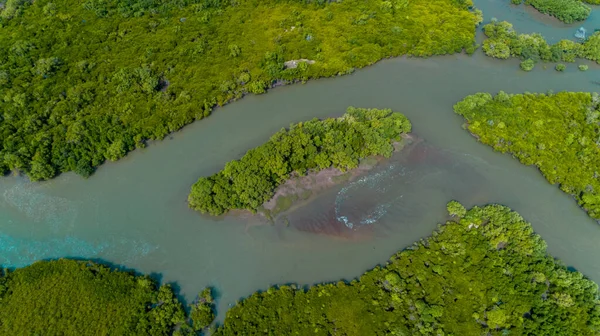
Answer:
0, 1, 599, 317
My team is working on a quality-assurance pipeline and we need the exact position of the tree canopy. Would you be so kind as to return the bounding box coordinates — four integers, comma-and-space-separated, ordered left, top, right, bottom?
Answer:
511, 0, 591, 24
216, 203, 600, 335
0, 0, 477, 181
481, 20, 600, 68
188, 107, 412, 215
0, 259, 185, 335
454, 91, 600, 220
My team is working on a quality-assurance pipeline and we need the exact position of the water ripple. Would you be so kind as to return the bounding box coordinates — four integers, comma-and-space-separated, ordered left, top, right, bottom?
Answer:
0, 233, 157, 268
335, 164, 406, 229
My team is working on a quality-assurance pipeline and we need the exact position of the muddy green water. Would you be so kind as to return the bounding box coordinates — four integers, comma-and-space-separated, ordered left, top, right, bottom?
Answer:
1, 2, 600, 317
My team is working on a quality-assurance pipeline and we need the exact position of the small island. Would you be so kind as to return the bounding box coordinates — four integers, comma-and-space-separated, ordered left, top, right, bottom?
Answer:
482, 20, 600, 71
188, 107, 412, 217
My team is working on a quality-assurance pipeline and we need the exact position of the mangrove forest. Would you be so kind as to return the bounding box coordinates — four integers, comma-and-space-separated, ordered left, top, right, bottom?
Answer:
0, 0, 478, 181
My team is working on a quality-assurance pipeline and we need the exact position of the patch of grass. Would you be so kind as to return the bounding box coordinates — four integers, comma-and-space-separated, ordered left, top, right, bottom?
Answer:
332, 172, 353, 184
271, 194, 299, 216
360, 156, 379, 167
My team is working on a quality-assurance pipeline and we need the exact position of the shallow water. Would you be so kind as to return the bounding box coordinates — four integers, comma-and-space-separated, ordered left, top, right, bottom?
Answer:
1, 0, 600, 318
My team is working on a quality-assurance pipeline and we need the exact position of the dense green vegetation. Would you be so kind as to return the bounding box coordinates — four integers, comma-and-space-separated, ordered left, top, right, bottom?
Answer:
175, 288, 216, 335
188, 107, 411, 215
510, 0, 591, 23
0, 0, 477, 181
482, 20, 600, 68
0, 259, 186, 335
216, 202, 600, 335
188, 288, 215, 332
454, 91, 600, 220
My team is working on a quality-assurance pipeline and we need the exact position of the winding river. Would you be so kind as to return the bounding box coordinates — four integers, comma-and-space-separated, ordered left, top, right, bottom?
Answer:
1, 1, 600, 317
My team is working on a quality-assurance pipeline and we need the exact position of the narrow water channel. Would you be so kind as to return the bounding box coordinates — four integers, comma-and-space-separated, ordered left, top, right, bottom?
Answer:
0, 1, 599, 317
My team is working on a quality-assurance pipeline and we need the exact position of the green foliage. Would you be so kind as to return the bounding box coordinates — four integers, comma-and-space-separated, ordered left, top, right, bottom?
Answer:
522, 0, 591, 23
454, 91, 600, 220
579, 64, 589, 71
520, 58, 535, 71
216, 204, 600, 335
482, 20, 600, 67
0, 259, 185, 335
0, 0, 477, 181
555, 63, 566, 71
446, 200, 466, 218
189, 288, 215, 331
188, 107, 411, 215
0, 0, 31, 20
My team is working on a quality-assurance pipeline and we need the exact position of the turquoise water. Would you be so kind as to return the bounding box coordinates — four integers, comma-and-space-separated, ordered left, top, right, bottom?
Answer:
1, 0, 600, 317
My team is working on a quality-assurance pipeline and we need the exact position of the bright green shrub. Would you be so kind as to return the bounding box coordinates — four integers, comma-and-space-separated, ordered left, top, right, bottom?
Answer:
520, 59, 535, 71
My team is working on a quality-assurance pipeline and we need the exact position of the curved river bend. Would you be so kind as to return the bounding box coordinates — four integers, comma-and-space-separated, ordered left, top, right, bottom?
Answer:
1, 2, 599, 316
